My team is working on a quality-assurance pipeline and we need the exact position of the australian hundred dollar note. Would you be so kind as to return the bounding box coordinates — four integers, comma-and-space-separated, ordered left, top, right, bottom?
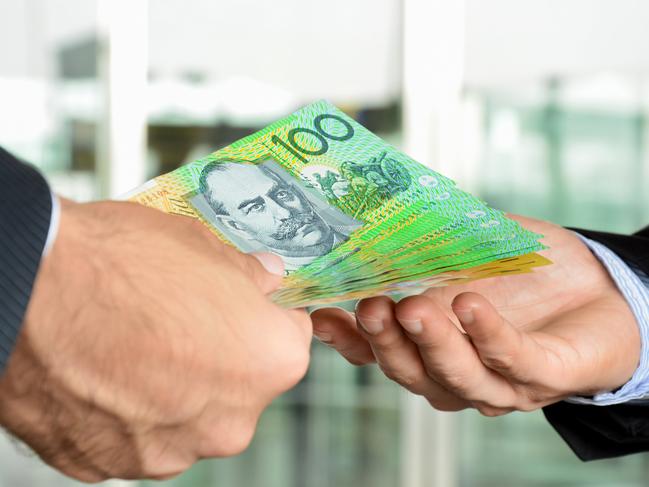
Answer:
126, 100, 550, 307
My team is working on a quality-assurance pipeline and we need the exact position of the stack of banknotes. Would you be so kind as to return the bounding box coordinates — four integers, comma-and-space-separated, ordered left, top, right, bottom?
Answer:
127, 100, 550, 307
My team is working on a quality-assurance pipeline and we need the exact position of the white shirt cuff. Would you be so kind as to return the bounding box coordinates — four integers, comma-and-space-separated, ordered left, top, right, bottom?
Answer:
566, 234, 649, 406
42, 192, 61, 257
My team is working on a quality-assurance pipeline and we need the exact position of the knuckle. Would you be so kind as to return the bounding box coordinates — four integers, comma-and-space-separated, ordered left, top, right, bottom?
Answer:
515, 400, 540, 413
202, 419, 257, 457
414, 337, 443, 351
73, 472, 107, 484
292, 347, 311, 380
141, 457, 194, 480
336, 345, 374, 366
475, 404, 510, 417
515, 388, 546, 411
478, 408, 501, 417
416, 325, 453, 350
380, 368, 400, 382
380, 366, 421, 388
483, 353, 516, 372
336, 342, 361, 355
220, 424, 256, 457
53, 462, 106, 484
315, 339, 335, 350
428, 368, 471, 396
149, 469, 188, 482
373, 332, 408, 351
346, 357, 369, 366
427, 398, 467, 412
276, 347, 310, 390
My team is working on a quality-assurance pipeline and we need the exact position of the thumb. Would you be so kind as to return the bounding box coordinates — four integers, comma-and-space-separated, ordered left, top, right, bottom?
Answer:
230, 250, 285, 294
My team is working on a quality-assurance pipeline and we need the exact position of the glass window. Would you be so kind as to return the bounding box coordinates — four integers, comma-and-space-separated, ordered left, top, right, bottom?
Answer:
2, 2, 649, 487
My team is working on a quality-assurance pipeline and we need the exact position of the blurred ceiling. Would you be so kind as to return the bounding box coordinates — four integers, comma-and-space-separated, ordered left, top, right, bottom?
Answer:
465, 0, 649, 87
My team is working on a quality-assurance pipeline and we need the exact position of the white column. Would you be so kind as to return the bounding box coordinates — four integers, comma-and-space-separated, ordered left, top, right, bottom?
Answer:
400, 1, 465, 486
97, 0, 149, 198
400, 393, 458, 487
402, 0, 466, 179
102, 481, 135, 487
95, 8, 148, 486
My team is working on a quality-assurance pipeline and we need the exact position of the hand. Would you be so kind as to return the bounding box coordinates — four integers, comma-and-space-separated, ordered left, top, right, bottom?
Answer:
311, 215, 641, 416
0, 199, 312, 482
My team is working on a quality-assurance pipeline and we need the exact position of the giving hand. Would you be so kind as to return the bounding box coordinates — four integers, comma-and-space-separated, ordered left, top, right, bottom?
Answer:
0, 200, 312, 482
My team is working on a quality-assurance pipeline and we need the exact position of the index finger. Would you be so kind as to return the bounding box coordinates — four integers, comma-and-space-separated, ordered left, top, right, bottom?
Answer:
311, 307, 376, 365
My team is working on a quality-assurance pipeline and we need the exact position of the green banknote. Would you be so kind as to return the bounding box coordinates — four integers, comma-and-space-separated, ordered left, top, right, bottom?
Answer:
127, 100, 550, 307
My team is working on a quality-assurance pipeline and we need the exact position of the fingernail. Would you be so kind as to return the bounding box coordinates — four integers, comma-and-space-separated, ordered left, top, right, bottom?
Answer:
251, 252, 285, 276
399, 318, 423, 334
357, 315, 384, 335
454, 308, 474, 325
314, 331, 333, 344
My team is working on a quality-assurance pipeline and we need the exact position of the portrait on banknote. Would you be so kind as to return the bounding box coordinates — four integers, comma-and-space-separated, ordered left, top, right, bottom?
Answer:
192, 159, 362, 271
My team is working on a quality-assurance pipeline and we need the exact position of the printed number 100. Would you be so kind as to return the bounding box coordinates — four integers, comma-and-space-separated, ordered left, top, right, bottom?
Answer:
271, 114, 354, 163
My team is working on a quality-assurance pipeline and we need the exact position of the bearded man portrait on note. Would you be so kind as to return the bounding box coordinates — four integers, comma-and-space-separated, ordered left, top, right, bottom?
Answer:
197, 159, 361, 272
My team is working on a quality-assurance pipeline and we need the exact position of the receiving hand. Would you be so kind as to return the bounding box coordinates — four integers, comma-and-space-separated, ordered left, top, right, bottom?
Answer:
311, 216, 640, 416
0, 199, 312, 482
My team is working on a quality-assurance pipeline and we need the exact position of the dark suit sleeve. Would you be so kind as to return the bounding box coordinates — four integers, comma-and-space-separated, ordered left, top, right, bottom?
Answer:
543, 225, 649, 461
0, 147, 52, 373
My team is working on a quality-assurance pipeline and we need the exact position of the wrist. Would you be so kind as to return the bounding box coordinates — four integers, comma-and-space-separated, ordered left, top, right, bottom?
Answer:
566, 235, 647, 405
0, 200, 100, 392
0, 199, 83, 419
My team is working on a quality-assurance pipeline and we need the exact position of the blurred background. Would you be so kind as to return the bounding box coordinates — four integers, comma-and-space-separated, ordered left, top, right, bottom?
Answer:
1, 0, 649, 486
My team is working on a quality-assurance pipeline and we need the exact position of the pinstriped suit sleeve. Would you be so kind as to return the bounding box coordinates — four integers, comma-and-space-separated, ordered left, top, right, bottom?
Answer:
0, 147, 52, 373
